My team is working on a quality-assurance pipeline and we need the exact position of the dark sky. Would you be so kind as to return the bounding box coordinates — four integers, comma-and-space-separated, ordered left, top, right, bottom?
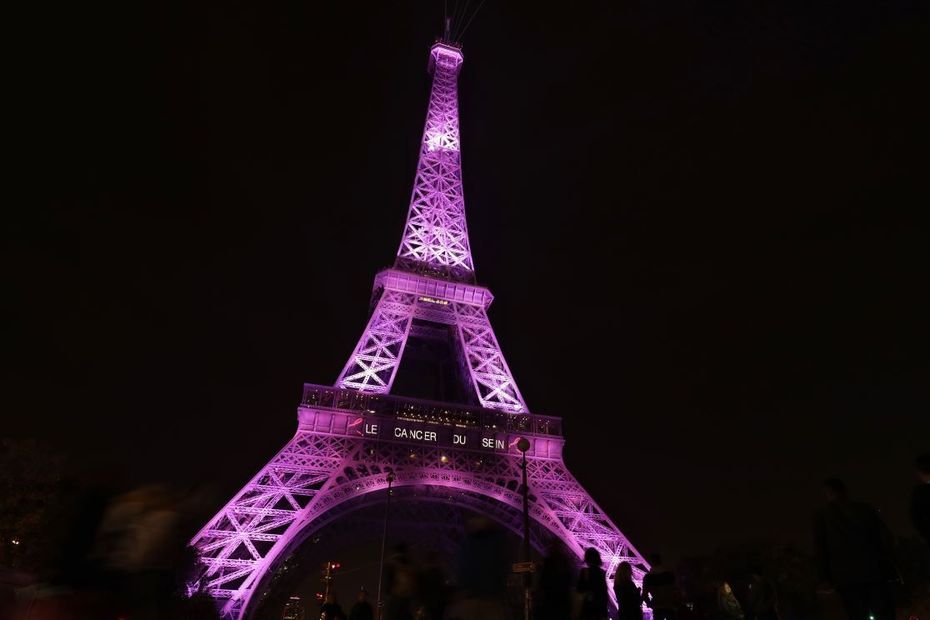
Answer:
7, 1, 929, 560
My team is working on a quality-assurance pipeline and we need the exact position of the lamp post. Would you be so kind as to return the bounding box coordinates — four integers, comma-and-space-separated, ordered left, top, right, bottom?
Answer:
376, 470, 396, 620
516, 437, 532, 620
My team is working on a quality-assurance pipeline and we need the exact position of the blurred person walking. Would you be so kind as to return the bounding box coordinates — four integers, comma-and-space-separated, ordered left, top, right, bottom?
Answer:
321, 592, 347, 620
643, 554, 678, 620
536, 541, 573, 620
715, 581, 744, 620
743, 566, 778, 620
446, 517, 509, 620
743, 567, 778, 620
613, 561, 643, 620
415, 551, 447, 620
383, 544, 416, 620
93, 484, 184, 620
910, 454, 930, 543
349, 588, 374, 620
814, 478, 896, 620
576, 548, 608, 620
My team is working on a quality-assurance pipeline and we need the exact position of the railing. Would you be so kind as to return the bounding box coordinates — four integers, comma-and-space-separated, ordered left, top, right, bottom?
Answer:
375, 268, 493, 307
300, 383, 562, 437
391, 257, 477, 285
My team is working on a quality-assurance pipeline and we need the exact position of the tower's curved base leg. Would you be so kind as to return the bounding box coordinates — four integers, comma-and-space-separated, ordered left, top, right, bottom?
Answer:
190, 430, 648, 619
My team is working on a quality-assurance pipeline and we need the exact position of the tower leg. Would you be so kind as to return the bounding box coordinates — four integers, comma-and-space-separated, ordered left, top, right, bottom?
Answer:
337, 291, 417, 393
189, 432, 350, 619
526, 458, 649, 606
189, 427, 647, 618
453, 302, 527, 412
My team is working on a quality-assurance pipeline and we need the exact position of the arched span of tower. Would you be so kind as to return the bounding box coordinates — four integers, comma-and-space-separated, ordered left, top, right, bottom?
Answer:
189, 407, 647, 619
278, 485, 558, 559
246, 486, 559, 618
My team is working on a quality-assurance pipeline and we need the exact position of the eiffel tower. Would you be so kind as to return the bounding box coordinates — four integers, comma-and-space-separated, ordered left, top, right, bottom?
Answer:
190, 37, 648, 619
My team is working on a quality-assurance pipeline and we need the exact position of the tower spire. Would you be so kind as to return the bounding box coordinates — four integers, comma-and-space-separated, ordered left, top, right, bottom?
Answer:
394, 42, 475, 283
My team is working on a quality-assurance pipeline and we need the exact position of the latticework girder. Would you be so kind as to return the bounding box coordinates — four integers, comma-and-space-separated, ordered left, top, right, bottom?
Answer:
191, 429, 647, 619
191, 38, 648, 620
453, 302, 526, 412
336, 291, 417, 392
395, 43, 474, 283
336, 281, 527, 413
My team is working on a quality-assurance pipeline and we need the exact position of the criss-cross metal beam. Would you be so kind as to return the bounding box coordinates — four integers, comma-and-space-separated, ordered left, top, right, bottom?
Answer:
190, 40, 648, 620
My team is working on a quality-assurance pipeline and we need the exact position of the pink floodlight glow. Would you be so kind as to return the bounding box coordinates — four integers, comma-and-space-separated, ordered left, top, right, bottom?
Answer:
188, 40, 649, 620
429, 42, 464, 72
426, 132, 459, 152
395, 43, 473, 281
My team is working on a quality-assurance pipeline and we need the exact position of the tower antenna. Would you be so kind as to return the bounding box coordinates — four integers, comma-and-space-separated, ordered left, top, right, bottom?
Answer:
455, 0, 487, 41
448, 0, 471, 43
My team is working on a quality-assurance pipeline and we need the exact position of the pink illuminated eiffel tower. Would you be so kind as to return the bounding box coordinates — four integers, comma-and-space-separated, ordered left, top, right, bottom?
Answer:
190, 39, 648, 619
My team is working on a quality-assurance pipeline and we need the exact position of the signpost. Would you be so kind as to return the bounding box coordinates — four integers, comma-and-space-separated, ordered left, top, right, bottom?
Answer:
517, 437, 532, 620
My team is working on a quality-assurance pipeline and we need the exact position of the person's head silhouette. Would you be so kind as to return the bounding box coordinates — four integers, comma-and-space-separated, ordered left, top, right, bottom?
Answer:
823, 477, 848, 503
584, 547, 602, 568
917, 454, 930, 484
616, 561, 633, 582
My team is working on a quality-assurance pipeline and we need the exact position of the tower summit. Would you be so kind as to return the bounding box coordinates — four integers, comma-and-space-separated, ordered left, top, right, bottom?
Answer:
395, 41, 473, 283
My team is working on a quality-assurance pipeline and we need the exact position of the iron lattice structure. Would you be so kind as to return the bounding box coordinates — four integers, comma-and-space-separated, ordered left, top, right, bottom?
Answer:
191, 41, 647, 619
394, 44, 473, 282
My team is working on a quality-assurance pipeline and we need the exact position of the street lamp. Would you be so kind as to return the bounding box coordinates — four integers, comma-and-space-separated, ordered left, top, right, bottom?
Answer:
516, 437, 532, 620
376, 470, 396, 620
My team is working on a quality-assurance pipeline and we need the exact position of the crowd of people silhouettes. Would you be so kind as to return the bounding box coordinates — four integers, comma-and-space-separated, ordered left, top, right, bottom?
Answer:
1, 454, 928, 620
241, 455, 930, 620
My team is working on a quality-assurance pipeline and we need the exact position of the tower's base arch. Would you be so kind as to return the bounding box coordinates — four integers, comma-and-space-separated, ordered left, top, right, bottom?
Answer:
246, 485, 561, 619
191, 389, 648, 619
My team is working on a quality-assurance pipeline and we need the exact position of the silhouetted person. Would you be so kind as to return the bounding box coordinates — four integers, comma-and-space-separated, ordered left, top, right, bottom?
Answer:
350, 589, 374, 620
536, 541, 573, 620
643, 554, 678, 620
416, 551, 447, 620
384, 544, 416, 620
449, 516, 509, 620
577, 547, 609, 620
742, 568, 777, 620
94, 484, 186, 620
716, 581, 744, 620
322, 592, 347, 620
910, 453, 930, 543
814, 478, 896, 620
613, 561, 643, 620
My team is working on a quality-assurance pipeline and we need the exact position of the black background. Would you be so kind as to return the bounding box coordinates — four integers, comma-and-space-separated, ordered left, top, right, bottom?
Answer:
6, 0, 929, 559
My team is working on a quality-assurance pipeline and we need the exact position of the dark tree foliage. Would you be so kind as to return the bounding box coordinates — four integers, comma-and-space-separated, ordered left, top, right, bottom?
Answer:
894, 537, 930, 619
0, 438, 70, 574
678, 542, 819, 620
677, 539, 930, 620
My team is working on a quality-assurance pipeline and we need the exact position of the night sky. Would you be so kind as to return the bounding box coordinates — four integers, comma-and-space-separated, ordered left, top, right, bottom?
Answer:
7, 1, 929, 560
